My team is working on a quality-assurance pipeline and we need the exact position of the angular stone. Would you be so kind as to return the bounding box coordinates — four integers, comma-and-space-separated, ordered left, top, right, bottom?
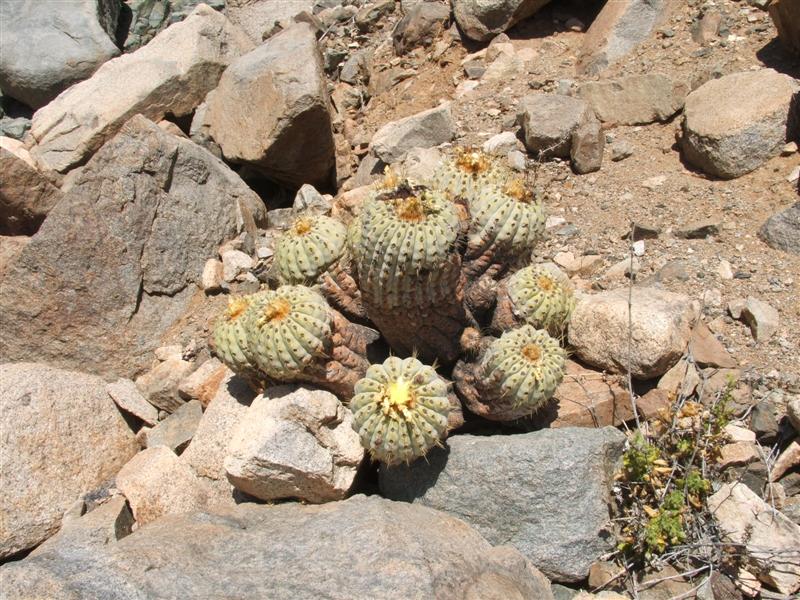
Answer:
225, 0, 314, 44
0, 147, 63, 235
0, 0, 120, 109
370, 103, 455, 164
356, 0, 396, 32
577, 0, 672, 75
517, 93, 592, 158
769, 0, 800, 56
570, 118, 604, 174
0, 117, 266, 378
135, 357, 196, 413
717, 442, 760, 468
178, 358, 227, 406
0, 235, 29, 279
0, 495, 554, 600
453, 0, 551, 42
483, 131, 520, 156
29, 5, 252, 174
689, 322, 736, 368
106, 378, 159, 426
225, 386, 364, 503
568, 287, 697, 379
681, 69, 800, 179
380, 427, 625, 582
144, 400, 203, 453
393, 1, 452, 54
221, 249, 253, 281
708, 483, 800, 595
206, 23, 335, 189
749, 400, 780, 444
788, 395, 800, 434
771, 441, 800, 482
675, 218, 720, 239
657, 357, 700, 398
181, 371, 256, 481
578, 74, 688, 125
116, 446, 211, 525
759, 202, 800, 255
201, 258, 224, 293
738, 297, 780, 342
0, 363, 138, 559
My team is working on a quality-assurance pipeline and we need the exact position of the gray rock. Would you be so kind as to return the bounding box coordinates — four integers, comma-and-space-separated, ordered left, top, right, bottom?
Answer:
225, 0, 314, 44
0, 495, 554, 600
106, 378, 159, 426
181, 370, 256, 481
380, 427, 625, 582
577, 0, 671, 75
681, 69, 800, 179
517, 93, 592, 158
674, 218, 720, 239
453, 0, 551, 42
392, 1, 451, 54
738, 296, 780, 342
370, 103, 455, 164
206, 23, 335, 189
570, 118, 604, 174
750, 400, 779, 444
339, 51, 369, 84
0, 147, 63, 235
0, 0, 120, 109
29, 5, 252, 174
610, 139, 635, 161
224, 386, 364, 503
144, 400, 203, 452
293, 184, 331, 214
123, 0, 225, 50
0, 116, 266, 379
0, 116, 31, 140
760, 202, 800, 255
568, 287, 697, 379
116, 446, 212, 525
356, 0, 396, 32
578, 74, 689, 125
0, 363, 138, 559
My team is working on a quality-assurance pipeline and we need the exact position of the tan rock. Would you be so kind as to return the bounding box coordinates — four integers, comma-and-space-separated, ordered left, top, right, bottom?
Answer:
135, 357, 196, 413
224, 386, 364, 503
689, 321, 736, 368
708, 483, 800, 595
106, 378, 159, 426
0, 147, 63, 235
0, 363, 138, 559
225, 0, 314, 44
0, 235, 29, 279
453, 0, 551, 42
201, 258, 224, 293
116, 446, 211, 525
717, 442, 760, 468
681, 69, 800, 179
769, 0, 800, 55
569, 287, 697, 379
206, 23, 335, 189
178, 358, 227, 407
770, 440, 800, 481
578, 73, 688, 125
657, 357, 700, 398
29, 5, 252, 174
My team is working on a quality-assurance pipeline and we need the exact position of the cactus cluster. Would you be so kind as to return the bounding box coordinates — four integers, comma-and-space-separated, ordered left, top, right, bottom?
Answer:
210, 146, 575, 465
350, 356, 451, 465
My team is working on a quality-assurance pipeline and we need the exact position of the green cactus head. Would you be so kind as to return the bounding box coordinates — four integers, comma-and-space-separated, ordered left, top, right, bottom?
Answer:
506, 265, 576, 335
213, 293, 266, 375
467, 175, 546, 260
479, 325, 566, 417
432, 147, 505, 201
352, 176, 461, 310
350, 356, 451, 465
274, 214, 347, 284
245, 285, 332, 380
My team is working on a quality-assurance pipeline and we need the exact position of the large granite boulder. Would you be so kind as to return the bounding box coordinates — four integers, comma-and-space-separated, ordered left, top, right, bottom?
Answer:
205, 23, 335, 189
28, 4, 252, 174
0, 0, 120, 109
0, 495, 555, 600
380, 427, 626, 582
225, 0, 314, 44
453, 0, 551, 42
0, 116, 266, 378
0, 363, 138, 559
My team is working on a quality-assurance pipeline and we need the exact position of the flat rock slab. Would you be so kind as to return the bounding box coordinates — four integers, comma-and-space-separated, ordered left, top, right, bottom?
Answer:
0, 363, 138, 559
380, 427, 625, 582
370, 102, 455, 164
681, 69, 800, 179
0, 0, 120, 109
225, 0, 314, 44
578, 73, 688, 125
29, 4, 252, 174
206, 23, 335, 189
0, 495, 554, 600
0, 116, 266, 378
568, 287, 697, 380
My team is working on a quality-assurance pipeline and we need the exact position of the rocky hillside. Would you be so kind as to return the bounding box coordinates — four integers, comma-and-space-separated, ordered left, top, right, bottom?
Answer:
1, 1, 799, 598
